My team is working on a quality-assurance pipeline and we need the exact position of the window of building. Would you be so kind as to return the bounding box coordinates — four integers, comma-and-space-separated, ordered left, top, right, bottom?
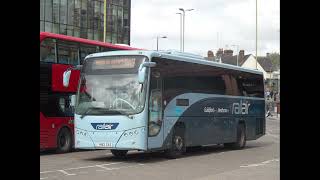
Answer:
60, 24, 67, 35
81, 0, 88, 29
41, 0, 130, 44
40, 21, 45, 32
72, 27, 79, 37
67, 25, 74, 36
123, 0, 130, 6
45, 22, 52, 32
40, 0, 45, 20
53, 23, 60, 34
60, 0, 68, 25
74, 0, 81, 27
87, 0, 95, 30
53, 0, 60, 23
67, 0, 74, 26
44, 0, 53, 22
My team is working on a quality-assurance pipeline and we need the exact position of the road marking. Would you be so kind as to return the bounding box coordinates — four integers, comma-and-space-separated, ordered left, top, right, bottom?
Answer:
40, 177, 48, 179
240, 158, 279, 168
40, 170, 55, 174
95, 163, 144, 171
64, 165, 96, 171
95, 165, 112, 170
58, 170, 76, 176
40, 162, 123, 174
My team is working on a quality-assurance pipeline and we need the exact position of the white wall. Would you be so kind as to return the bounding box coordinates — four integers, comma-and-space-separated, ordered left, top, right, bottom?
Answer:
241, 55, 268, 79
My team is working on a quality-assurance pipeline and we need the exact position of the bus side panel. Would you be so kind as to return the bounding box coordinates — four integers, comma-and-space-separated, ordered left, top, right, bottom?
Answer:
162, 93, 222, 149
177, 116, 213, 147
51, 64, 80, 93
40, 112, 51, 149
245, 99, 266, 140
161, 93, 265, 150
40, 112, 74, 150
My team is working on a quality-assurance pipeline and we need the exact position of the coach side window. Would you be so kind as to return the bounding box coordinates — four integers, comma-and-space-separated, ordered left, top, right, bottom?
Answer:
229, 75, 241, 96
236, 74, 264, 98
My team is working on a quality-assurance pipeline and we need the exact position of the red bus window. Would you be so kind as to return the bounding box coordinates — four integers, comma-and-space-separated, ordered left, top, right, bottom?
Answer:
40, 38, 56, 63
79, 44, 98, 64
57, 40, 79, 65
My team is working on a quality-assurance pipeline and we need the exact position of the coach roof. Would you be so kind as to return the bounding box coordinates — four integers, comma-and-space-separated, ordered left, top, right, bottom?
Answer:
85, 50, 263, 75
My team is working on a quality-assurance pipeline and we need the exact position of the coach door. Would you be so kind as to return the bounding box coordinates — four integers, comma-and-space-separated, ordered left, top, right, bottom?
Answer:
147, 70, 164, 149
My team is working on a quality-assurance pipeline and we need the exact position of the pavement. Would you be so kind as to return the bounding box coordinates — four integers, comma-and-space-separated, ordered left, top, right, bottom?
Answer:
40, 117, 279, 180
268, 113, 280, 120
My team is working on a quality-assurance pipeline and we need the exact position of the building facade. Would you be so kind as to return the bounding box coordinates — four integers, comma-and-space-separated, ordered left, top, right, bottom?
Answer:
40, 0, 131, 45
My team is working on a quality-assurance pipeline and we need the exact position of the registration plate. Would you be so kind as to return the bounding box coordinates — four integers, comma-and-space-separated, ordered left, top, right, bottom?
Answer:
96, 142, 113, 148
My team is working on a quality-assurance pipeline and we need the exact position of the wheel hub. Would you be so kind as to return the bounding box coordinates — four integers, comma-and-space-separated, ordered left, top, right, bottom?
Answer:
174, 136, 183, 150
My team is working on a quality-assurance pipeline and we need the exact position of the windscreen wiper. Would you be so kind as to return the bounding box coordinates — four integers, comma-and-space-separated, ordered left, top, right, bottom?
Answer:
80, 107, 107, 119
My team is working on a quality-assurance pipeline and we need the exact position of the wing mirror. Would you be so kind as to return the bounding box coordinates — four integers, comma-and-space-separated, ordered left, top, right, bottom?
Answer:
138, 62, 156, 84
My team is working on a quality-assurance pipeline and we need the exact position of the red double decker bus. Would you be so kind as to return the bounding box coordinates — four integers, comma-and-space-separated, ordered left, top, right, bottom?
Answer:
40, 32, 139, 153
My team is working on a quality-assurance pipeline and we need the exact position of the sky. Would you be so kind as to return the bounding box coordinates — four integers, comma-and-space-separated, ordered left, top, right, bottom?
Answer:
130, 0, 280, 57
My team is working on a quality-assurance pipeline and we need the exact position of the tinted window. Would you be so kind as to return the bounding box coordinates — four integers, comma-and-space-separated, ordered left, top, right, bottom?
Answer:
236, 73, 264, 98
153, 57, 264, 100
165, 76, 226, 95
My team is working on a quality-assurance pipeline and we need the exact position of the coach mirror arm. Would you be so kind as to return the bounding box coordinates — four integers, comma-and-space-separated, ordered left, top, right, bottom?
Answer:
138, 62, 156, 84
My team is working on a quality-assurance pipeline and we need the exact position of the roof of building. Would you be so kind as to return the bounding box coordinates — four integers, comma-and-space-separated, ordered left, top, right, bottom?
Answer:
221, 54, 251, 66
257, 57, 275, 72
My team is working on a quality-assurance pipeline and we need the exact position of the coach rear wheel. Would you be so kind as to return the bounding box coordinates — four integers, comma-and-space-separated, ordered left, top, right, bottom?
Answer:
56, 127, 72, 153
224, 123, 246, 149
111, 150, 128, 158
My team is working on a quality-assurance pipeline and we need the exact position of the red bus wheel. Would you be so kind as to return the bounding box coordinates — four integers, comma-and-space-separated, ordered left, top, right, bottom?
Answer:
56, 128, 72, 153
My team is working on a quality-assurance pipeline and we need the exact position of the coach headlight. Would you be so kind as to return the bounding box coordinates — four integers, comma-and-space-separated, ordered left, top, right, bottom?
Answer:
148, 122, 161, 136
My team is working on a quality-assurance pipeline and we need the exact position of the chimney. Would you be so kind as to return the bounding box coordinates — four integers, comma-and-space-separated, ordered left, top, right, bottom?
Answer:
207, 50, 214, 61
239, 50, 245, 60
223, 49, 233, 56
216, 48, 223, 57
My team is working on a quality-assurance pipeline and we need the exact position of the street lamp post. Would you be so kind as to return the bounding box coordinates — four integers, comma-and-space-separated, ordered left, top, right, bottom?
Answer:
178, 8, 194, 52
231, 44, 239, 66
156, 36, 167, 51
255, 0, 258, 69
103, 0, 107, 42
176, 12, 182, 52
